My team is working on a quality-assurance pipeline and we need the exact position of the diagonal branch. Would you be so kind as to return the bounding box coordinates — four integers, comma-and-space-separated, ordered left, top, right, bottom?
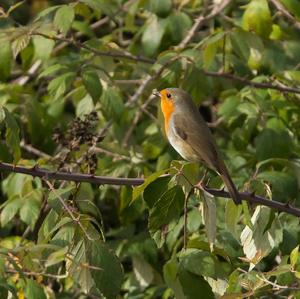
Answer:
32, 32, 154, 64
270, 0, 300, 30
177, 0, 232, 50
1, 161, 300, 217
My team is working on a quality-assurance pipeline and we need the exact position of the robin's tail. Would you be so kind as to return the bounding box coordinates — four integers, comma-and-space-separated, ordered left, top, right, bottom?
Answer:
217, 161, 241, 205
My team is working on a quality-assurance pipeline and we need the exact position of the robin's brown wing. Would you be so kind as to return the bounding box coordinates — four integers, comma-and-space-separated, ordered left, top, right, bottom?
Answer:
172, 112, 220, 171
172, 112, 241, 204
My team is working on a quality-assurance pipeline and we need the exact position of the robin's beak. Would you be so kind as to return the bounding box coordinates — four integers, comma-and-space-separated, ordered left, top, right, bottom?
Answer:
152, 89, 161, 98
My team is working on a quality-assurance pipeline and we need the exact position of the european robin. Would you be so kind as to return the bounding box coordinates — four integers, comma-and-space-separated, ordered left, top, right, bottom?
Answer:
154, 88, 241, 205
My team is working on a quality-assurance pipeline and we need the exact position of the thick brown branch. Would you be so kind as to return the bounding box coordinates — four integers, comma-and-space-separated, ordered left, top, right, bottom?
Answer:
0, 162, 144, 186
1, 161, 300, 217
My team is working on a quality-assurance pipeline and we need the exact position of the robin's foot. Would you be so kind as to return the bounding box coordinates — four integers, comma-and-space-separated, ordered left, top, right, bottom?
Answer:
196, 169, 209, 188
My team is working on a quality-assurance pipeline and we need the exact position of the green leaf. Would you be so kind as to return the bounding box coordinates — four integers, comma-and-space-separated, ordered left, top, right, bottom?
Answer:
82, 70, 102, 102
54, 5, 75, 34
79, 0, 115, 15
150, 0, 172, 18
202, 192, 216, 247
0, 196, 22, 227
45, 217, 73, 240
0, 41, 12, 80
48, 186, 74, 213
255, 128, 293, 161
242, 0, 272, 38
180, 249, 217, 278
240, 206, 282, 269
143, 175, 171, 208
163, 258, 185, 299
142, 133, 165, 159
257, 171, 298, 201
35, 5, 61, 20
101, 87, 124, 119
132, 256, 154, 288
178, 268, 215, 299
33, 36, 55, 61
225, 200, 241, 238
19, 199, 40, 229
48, 72, 75, 100
38, 64, 68, 78
149, 185, 184, 232
76, 94, 94, 118
87, 241, 123, 298
4, 108, 21, 163
202, 32, 226, 70
142, 15, 167, 56
187, 238, 230, 262
132, 169, 167, 201
0, 107, 5, 123
68, 240, 94, 293
25, 279, 46, 299
290, 246, 299, 268
167, 12, 192, 43
11, 30, 30, 58
218, 95, 240, 120
52, 224, 75, 247
45, 246, 68, 267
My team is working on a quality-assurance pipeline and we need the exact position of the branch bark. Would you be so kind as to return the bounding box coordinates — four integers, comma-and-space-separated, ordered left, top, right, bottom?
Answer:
203, 71, 300, 95
270, 0, 300, 30
32, 32, 154, 64
1, 161, 300, 217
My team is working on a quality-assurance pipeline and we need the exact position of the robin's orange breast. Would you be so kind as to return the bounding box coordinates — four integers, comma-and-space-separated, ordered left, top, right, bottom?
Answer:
160, 95, 175, 135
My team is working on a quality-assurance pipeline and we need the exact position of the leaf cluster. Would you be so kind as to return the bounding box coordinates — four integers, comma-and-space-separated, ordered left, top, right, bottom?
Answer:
0, 0, 300, 298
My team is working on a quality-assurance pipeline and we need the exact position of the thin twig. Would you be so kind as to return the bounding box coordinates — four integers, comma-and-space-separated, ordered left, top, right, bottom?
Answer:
5, 269, 68, 280
52, 16, 111, 54
20, 140, 51, 159
1, 161, 300, 218
45, 180, 95, 241
92, 146, 131, 161
203, 71, 300, 95
270, 0, 300, 30
12, 16, 112, 86
177, 0, 232, 50
122, 95, 157, 146
32, 32, 154, 64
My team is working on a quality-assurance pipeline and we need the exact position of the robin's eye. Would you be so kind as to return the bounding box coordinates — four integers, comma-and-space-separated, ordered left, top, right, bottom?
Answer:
166, 93, 172, 99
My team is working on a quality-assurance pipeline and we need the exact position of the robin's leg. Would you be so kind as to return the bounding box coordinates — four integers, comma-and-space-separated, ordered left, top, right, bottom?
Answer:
196, 169, 209, 188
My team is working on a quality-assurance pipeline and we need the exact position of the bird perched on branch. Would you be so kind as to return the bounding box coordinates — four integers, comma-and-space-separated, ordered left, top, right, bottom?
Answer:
154, 88, 241, 205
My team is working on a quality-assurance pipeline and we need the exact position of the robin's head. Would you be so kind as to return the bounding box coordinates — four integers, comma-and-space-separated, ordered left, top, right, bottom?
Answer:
153, 88, 192, 115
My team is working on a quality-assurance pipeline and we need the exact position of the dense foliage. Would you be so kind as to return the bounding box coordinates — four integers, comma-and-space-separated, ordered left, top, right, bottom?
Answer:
0, 0, 300, 298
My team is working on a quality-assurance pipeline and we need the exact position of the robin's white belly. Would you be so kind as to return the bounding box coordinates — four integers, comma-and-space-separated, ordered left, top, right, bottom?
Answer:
167, 128, 199, 162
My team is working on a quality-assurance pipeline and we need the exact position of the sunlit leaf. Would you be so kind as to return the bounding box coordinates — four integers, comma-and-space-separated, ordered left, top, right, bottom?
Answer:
242, 0, 272, 38
4, 108, 21, 163
142, 15, 167, 56
0, 41, 12, 80
54, 5, 75, 34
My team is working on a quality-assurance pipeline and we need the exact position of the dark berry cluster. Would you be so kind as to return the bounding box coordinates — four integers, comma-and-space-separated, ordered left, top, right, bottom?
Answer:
52, 111, 104, 173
